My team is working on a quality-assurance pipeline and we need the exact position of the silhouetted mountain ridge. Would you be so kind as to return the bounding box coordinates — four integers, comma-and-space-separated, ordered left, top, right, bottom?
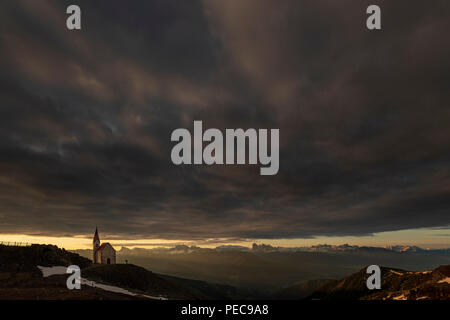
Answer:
308, 265, 450, 300
0, 244, 91, 273
0, 244, 242, 299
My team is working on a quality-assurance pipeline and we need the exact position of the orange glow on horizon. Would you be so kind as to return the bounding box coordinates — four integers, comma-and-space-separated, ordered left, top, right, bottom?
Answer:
0, 228, 448, 250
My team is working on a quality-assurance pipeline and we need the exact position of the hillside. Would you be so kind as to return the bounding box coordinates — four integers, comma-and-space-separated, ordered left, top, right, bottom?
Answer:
0, 244, 138, 299
159, 274, 262, 299
272, 279, 334, 300
0, 244, 91, 273
82, 264, 198, 299
308, 265, 450, 300
0, 245, 196, 299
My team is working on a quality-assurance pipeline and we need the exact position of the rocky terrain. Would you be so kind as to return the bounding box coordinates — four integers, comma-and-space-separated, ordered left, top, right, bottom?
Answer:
308, 265, 450, 300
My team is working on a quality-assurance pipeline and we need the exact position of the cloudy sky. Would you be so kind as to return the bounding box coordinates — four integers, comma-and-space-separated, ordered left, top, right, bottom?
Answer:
0, 0, 449, 248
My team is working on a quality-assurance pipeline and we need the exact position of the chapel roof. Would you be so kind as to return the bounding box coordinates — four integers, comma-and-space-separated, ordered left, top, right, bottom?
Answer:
97, 242, 115, 252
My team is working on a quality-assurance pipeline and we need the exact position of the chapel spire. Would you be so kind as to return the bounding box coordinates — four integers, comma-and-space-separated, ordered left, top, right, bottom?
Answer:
93, 226, 100, 243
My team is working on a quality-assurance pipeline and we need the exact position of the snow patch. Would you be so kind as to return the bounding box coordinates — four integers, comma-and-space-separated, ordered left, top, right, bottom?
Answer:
438, 277, 450, 284
417, 271, 431, 274
392, 293, 407, 300
37, 265, 67, 277
81, 278, 167, 300
389, 270, 404, 276
37, 265, 168, 300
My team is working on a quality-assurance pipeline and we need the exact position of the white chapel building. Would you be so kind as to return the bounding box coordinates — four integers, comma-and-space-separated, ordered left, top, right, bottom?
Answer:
93, 227, 116, 264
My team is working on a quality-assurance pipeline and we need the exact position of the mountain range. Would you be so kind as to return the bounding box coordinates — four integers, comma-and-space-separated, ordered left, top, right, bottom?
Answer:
2, 243, 449, 300
72, 243, 450, 294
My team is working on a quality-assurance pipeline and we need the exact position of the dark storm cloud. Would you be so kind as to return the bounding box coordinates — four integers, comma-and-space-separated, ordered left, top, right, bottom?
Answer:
0, 0, 449, 240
